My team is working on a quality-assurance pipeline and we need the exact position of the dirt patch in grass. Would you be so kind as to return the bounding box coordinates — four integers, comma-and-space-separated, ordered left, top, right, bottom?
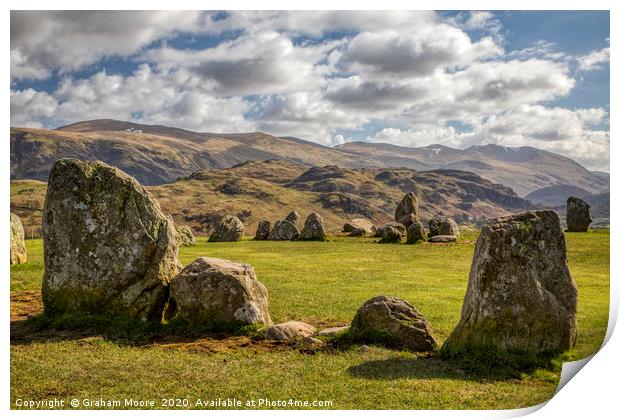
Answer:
11, 290, 43, 321
10, 290, 291, 354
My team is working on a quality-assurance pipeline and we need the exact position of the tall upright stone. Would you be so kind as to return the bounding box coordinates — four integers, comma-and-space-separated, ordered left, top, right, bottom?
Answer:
442, 211, 578, 357
428, 217, 459, 238
395, 192, 418, 224
267, 220, 299, 240
285, 211, 302, 228
10, 213, 27, 265
42, 159, 182, 321
177, 225, 196, 246
299, 212, 327, 241
566, 196, 592, 232
254, 220, 271, 240
209, 215, 244, 242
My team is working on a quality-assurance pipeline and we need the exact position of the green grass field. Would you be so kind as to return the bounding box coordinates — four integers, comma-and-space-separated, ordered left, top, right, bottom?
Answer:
10, 230, 610, 409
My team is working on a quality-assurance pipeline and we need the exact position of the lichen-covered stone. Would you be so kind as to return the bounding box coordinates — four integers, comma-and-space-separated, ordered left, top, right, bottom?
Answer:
265, 320, 316, 341
177, 225, 196, 246
168, 257, 272, 327
209, 215, 244, 242
441, 210, 578, 357
378, 223, 406, 243
397, 214, 418, 229
299, 212, 327, 241
428, 218, 442, 237
267, 220, 299, 240
350, 296, 438, 352
254, 220, 271, 240
285, 210, 301, 227
395, 192, 418, 222
10, 213, 27, 265
42, 159, 182, 321
376, 222, 406, 237
428, 217, 460, 237
406, 221, 427, 244
566, 196, 592, 232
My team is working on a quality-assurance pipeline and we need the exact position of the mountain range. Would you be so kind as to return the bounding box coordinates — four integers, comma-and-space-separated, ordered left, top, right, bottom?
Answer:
10, 119, 609, 208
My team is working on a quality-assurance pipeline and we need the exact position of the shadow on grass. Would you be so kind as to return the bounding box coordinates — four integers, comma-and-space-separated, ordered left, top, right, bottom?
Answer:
10, 312, 276, 351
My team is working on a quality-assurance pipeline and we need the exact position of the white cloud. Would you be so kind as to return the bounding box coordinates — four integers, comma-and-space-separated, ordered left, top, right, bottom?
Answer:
9, 11, 609, 171
10, 11, 206, 80
338, 26, 501, 79
578, 47, 610, 71
143, 31, 336, 96
11, 65, 255, 132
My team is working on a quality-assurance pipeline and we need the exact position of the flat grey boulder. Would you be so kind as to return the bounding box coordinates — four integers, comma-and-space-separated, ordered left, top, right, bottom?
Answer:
42, 159, 181, 321
268, 220, 299, 240
406, 220, 427, 244
428, 235, 457, 243
10, 213, 27, 265
299, 212, 327, 241
266, 320, 317, 341
209, 215, 244, 242
395, 192, 419, 222
566, 196, 592, 232
168, 257, 272, 327
343, 217, 375, 235
177, 225, 196, 246
442, 210, 578, 357
350, 296, 438, 352
254, 220, 271, 240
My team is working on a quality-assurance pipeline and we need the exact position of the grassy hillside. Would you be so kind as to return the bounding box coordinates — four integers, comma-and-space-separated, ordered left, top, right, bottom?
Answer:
10, 230, 610, 409
11, 160, 534, 237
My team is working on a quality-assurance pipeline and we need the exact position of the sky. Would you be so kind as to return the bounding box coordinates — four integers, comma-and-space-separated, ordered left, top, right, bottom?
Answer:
10, 10, 610, 171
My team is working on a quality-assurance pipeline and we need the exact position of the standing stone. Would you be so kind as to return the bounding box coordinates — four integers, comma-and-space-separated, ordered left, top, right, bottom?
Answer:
285, 211, 301, 228
10, 213, 27, 265
350, 296, 438, 352
254, 220, 271, 240
440, 218, 460, 237
397, 213, 418, 229
566, 196, 592, 232
395, 192, 419, 222
168, 257, 272, 327
299, 212, 327, 241
209, 215, 244, 242
42, 159, 181, 321
376, 222, 407, 237
379, 224, 404, 243
267, 220, 299, 240
406, 221, 427, 244
428, 218, 442, 237
428, 217, 459, 237
442, 210, 578, 357
177, 225, 196, 246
